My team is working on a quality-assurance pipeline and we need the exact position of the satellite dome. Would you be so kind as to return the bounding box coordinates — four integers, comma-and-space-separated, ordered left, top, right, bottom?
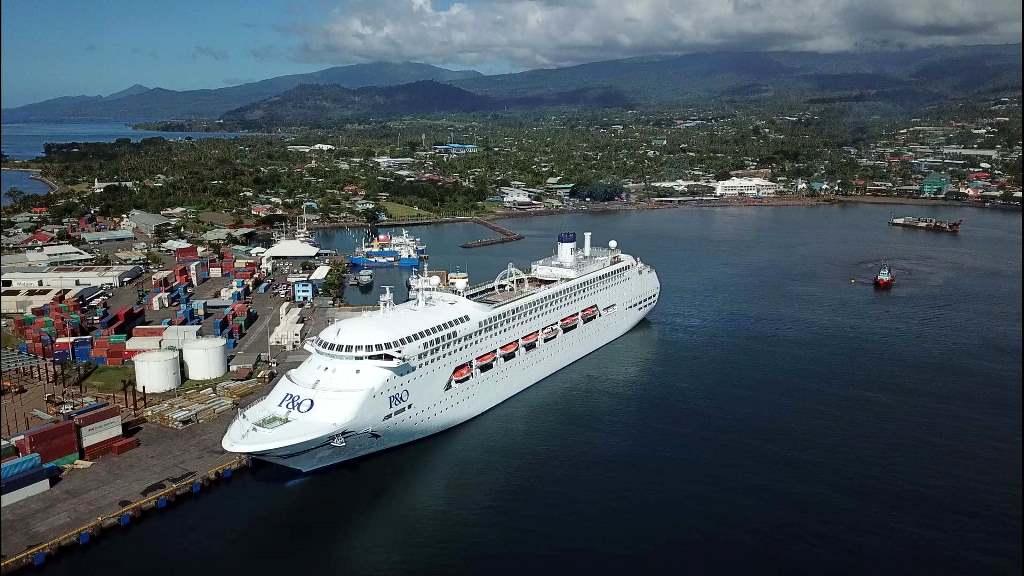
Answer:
608, 240, 618, 250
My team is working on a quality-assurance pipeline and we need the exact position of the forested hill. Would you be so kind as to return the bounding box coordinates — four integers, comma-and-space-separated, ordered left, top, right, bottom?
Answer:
450, 44, 1022, 104
1, 62, 483, 122
219, 81, 633, 127
4, 45, 1019, 124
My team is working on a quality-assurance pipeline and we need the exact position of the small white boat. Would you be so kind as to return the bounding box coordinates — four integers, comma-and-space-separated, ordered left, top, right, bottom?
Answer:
356, 269, 374, 286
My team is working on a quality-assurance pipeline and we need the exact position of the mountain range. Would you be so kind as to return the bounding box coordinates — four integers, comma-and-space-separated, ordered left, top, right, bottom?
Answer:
3, 44, 1020, 125
2, 62, 482, 122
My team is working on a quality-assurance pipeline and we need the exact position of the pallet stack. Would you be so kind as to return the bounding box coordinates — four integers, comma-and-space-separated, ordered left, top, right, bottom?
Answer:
142, 389, 236, 429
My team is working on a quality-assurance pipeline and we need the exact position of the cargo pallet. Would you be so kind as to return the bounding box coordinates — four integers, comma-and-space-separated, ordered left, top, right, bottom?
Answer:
0, 455, 249, 573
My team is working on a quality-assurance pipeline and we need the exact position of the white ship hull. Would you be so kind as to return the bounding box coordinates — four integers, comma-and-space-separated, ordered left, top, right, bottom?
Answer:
224, 232, 659, 472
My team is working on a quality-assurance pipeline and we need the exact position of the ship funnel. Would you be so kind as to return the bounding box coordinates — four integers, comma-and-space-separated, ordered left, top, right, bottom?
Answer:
557, 232, 576, 264
583, 232, 592, 257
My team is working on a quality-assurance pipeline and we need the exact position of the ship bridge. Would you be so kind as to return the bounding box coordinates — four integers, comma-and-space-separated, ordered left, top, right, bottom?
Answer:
309, 291, 489, 361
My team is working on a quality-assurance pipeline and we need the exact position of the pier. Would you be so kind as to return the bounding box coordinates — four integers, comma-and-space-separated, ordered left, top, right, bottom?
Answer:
0, 396, 262, 573
460, 219, 524, 249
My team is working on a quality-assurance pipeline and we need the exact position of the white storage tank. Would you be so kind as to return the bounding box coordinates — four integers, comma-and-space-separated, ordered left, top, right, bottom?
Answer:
181, 337, 228, 380
133, 349, 181, 393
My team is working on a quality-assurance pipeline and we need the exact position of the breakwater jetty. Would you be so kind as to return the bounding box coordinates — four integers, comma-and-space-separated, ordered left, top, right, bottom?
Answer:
460, 219, 524, 248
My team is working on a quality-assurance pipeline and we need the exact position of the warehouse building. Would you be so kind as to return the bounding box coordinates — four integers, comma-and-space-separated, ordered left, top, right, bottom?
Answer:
0, 244, 94, 267
0, 286, 102, 315
123, 210, 176, 236
81, 230, 136, 244
0, 265, 144, 289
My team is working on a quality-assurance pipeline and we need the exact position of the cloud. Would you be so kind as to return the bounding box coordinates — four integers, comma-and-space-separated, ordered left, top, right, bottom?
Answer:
250, 45, 279, 62
292, 0, 1022, 68
193, 45, 230, 61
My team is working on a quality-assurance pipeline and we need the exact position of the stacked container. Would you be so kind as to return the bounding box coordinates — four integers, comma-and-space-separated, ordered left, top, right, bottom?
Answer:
1, 454, 60, 508
74, 406, 124, 461
14, 421, 79, 466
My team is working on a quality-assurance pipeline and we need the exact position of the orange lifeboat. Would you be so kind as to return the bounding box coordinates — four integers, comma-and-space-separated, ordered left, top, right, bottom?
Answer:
452, 364, 472, 382
521, 331, 540, 345
542, 325, 558, 340
560, 314, 578, 328
500, 341, 519, 355
475, 351, 497, 365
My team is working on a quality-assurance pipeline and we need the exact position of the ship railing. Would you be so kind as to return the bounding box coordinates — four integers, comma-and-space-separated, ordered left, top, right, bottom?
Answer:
233, 393, 269, 425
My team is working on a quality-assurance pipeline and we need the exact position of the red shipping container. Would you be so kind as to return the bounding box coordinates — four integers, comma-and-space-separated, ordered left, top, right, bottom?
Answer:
133, 326, 166, 337
73, 406, 121, 428
17, 422, 79, 463
83, 435, 123, 461
107, 357, 123, 366
110, 437, 140, 455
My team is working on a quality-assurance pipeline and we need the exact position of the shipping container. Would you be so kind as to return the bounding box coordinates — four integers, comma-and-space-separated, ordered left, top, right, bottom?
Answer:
110, 436, 140, 455
1, 478, 50, 507
1, 464, 59, 495
63, 402, 109, 421
1, 453, 41, 481
78, 416, 123, 448
83, 435, 124, 461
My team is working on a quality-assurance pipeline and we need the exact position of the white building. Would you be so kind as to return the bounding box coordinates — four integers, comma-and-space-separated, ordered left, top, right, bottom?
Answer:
93, 178, 135, 192
0, 244, 94, 267
499, 187, 541, 208
714, 177, 779, 197
1, 265, 143, 289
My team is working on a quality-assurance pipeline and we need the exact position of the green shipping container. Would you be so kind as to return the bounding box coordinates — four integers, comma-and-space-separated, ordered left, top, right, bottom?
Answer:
47, 453, 80, 467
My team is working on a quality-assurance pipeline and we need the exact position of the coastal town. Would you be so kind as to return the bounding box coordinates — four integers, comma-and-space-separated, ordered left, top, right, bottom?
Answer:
2, 66, 1022, 576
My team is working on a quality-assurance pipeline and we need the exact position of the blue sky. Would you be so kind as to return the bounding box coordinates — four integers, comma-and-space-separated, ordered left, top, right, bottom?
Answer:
1, 1, 330, 107
3, 0, 1020, 108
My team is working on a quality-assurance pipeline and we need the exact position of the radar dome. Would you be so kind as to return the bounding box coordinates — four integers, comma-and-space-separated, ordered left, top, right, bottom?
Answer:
608, 240, 618, 250
429, 276, 442, 287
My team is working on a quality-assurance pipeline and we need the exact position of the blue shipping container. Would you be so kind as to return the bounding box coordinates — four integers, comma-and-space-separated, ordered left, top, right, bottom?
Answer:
63, 402, 109, 421
1, 466, 48, 495
1, 453, 41, 481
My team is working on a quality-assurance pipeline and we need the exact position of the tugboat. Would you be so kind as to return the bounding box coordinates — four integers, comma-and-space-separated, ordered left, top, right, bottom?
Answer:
874, 263, 894, 289
889, 216, 962, 233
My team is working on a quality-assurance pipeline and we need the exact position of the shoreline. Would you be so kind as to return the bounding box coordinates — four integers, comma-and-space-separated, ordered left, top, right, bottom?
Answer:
2, 166, 58, 196
310, 195, 1018, 232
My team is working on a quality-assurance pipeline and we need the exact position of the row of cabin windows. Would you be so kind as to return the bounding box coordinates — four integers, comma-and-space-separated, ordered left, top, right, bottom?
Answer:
313, 314, 470, 354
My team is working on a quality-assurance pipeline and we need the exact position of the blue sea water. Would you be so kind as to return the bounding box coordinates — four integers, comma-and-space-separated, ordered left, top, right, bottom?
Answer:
40, 205, 1022, 574
1, 169, 51, 205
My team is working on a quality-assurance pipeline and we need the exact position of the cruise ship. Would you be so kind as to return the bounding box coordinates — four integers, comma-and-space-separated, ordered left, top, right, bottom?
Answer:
223, 231, 660, 471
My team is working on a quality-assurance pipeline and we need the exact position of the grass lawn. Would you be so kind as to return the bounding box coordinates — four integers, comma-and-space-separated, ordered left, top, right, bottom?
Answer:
82, 366, 135, 393
180, 373, 230, 391
382, 201, 433, 218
